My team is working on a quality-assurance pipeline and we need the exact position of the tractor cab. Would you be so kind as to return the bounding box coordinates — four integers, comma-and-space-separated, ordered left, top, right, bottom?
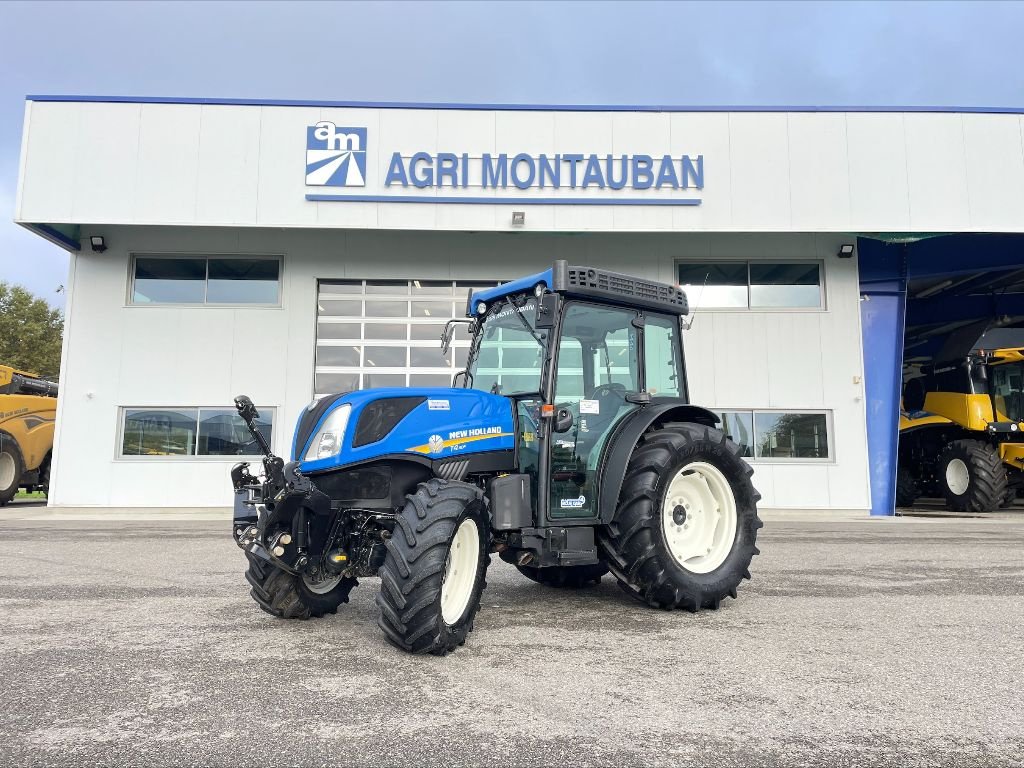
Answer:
457, 263, 689, 524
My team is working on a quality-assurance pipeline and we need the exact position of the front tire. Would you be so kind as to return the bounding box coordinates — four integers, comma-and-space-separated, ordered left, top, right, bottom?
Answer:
376, 479, 489, 655
938, 440, 1006, 512
245, 551, 357, 619
598, 422, 761, 611
513, 561, 608, 588
0, 434, 25, 507
895, 467, 919, 507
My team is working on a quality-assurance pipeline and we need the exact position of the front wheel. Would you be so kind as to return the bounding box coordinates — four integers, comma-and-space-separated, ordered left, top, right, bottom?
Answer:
598, 422, 762, 611
376, 479, 489, 655
0, 435, 25, 507
244, 551, 357, 619
938, 440, 1007, 512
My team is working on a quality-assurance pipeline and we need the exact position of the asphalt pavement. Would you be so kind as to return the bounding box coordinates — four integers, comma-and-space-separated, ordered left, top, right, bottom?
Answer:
0, 511, 1022, 767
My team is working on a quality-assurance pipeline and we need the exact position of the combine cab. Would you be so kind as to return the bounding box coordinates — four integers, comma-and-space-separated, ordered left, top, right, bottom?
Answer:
230, 261, 762, 654
899, 327, 1024, 511
0, 365, 58, 505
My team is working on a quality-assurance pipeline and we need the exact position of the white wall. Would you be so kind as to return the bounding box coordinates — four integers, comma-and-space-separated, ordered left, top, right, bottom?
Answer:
49, 227, 867, 510
16, 101, 1024, 235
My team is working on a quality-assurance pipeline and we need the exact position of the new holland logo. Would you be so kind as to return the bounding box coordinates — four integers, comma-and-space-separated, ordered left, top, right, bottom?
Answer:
428, 434, 445, 455
305, 122, 367, 187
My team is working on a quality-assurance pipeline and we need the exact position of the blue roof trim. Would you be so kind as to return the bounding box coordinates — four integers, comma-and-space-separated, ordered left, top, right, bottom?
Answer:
20, 223, 80, 253
469, 268, 554, 315
24, 95, 1024, 114
306, 194, 700, 206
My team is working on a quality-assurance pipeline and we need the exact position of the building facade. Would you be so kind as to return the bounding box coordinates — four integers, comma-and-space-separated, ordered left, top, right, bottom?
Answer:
14, 97, 1024, 510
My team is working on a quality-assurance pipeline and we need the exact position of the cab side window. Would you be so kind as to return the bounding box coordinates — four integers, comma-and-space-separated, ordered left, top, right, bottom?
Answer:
644, 313, 683, 397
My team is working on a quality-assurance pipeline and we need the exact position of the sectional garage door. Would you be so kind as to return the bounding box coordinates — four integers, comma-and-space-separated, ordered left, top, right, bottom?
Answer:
314, 278, 500, 397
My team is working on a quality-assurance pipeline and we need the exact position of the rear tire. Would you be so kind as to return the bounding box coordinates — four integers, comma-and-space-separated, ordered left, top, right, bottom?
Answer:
0, 434, 25, 507
244, 551, 357, 619
598, 422, 761, 611
938, 440, 1006, 512
895, 467, 919, 507
514, 561, 608, 588
376, 479, 489, 655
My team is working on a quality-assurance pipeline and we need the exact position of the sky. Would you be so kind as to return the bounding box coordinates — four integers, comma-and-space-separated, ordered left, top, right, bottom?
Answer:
1, 0, 1023, 310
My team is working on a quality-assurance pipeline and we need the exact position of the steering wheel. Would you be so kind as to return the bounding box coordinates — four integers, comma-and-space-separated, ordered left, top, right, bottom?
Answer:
590, 382, 627, 401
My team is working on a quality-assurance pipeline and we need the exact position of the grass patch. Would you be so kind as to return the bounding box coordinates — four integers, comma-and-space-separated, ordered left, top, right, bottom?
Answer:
14, 490, 46, 500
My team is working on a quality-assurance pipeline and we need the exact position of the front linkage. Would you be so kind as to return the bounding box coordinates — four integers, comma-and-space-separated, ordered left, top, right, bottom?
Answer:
229, 396, 391, 589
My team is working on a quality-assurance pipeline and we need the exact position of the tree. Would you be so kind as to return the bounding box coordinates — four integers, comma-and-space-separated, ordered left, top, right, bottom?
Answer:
0, 282, 64, 380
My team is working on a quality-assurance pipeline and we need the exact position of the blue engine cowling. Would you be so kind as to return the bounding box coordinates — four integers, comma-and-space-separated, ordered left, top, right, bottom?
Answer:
293, 388, 515, 473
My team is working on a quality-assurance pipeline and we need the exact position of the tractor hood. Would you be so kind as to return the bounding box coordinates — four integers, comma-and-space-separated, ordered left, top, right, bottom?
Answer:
293, 388, 515, 473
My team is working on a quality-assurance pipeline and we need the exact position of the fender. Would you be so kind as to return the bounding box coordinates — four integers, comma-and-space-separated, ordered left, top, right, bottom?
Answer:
597, 400, 719, 524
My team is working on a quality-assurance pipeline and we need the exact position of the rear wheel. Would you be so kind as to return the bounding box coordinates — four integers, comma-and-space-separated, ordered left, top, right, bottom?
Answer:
938, 440, 1007, 512
514, 561, 608, 588
376, 479, 489, 655
895, 467, 919, 507
244, 551, 357, 619
0, 435, 25, 507
598, 422, 761, 611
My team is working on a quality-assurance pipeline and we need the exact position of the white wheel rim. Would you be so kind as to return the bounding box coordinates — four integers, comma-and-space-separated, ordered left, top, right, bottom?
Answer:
302, 574, 343, 595
0, 452, 15, 490
945, 458, 970, 496
441, 518, 480, 625
662, 461, 738, 574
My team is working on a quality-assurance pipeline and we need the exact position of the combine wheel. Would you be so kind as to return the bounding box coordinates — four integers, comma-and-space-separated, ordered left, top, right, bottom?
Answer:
938, 440, 1007, 512
376, 478, 489, 655
895, 467, 919, 508
514, 561, 608, 588
598, 422, 762, 611
0, 434, 25, 507
245, 551, 356, 619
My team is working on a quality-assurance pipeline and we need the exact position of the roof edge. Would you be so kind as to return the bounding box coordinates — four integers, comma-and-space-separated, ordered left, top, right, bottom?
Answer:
23, 95, 1024, 114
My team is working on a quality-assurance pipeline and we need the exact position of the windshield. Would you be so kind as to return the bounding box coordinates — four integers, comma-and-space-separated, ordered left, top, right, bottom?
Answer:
466, 297, 545, 395
991, 360, 1024, 423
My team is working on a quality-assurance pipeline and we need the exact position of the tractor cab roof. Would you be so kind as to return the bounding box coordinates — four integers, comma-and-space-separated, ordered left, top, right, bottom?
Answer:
934, 324, 1024, 364
467, 260, 689, 318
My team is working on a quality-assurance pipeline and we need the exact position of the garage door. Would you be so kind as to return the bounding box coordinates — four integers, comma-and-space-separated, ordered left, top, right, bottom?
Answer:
314, 278, 501, 397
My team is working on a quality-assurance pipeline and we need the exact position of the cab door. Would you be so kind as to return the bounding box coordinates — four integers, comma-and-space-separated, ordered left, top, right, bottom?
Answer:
547, 302, 641, 520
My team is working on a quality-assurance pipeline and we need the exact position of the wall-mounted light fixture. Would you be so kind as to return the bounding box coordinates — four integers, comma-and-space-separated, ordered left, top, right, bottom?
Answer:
837, 243, 855, 258
89, 235, 107, 253
511, 211, 525, 227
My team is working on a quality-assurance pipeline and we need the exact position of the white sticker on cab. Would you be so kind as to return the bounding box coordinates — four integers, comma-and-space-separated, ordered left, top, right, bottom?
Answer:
427, 399, 451, 411
580, 399, 600, 414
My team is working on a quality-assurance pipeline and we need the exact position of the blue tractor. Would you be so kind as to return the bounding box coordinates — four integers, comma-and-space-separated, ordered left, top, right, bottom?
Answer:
230, 261, 762, 655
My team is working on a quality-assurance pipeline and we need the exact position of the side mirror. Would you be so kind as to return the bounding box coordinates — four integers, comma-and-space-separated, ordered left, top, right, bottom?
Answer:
553, 407, 574, 433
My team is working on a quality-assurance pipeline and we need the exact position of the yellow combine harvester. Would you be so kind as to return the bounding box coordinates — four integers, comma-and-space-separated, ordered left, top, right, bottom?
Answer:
898, 327, 1024, 512
0, 364, 58, 505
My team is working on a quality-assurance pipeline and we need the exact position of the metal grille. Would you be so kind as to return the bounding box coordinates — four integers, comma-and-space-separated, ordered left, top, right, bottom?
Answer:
566, 266, 687, 311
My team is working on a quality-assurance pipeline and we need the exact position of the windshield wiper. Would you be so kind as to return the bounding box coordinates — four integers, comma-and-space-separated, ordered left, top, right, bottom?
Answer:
507, 295, 546, 347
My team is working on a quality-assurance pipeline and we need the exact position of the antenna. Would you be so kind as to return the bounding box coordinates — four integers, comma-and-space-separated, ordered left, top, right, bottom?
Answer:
681, 271, 710, 331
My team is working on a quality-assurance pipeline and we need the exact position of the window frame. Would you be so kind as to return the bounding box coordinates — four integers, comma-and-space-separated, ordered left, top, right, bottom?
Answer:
128, 253, 284, 308
115, 406, 277, 461
715, 408, 833, 463
312, 277, 504, 399
675, 258, 826, 312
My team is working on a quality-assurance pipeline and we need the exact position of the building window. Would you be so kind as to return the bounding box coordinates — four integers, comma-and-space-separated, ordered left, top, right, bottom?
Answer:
717, 410, 830, 460
677, 261, 822, 309
131, 256, 281, 305
119, 407, 274, 457
314, 279, 501, 397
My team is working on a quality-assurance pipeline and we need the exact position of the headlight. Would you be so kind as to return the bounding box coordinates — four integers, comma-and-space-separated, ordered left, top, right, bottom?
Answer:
304, 404, 352, 461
